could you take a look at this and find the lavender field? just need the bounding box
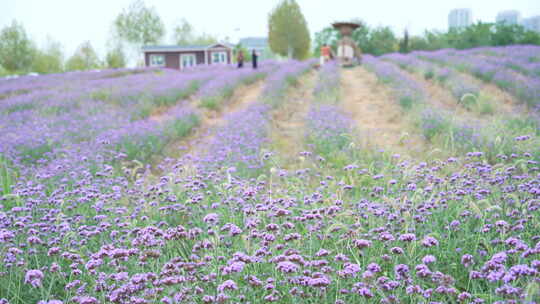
[1,46,540,304]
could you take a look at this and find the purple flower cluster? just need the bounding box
[313,60,340,101]
[261,59,316,106]
[196,103,271,173]
[382,52,480,101]
[363,54,426,109]
[198,62,276,109]
[306,105,353,155]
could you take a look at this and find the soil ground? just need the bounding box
[340,67,427,156]
[269,71,317,168]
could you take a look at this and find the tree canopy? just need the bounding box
[105,45,127,69]
[268,0,310,59]
[114,0,165,46]
[32,38,64,74]
[0,20,35,72]
[66,41,101,71]
[172,18,218,46]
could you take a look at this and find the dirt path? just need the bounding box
[269,71,317,167]
[404,67,517,119]
[405,71,478,119]
[450,70,523,114]
[340,67,426,156]
[413,57,522,115]
[163,80,265,161]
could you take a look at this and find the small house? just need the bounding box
[142,43,233,70]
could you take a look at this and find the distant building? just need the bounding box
[239,37,267,53]
[448,8,473,29]
[141,43,233,70]
[522,16,540,32]
[238,37,274,59]
[496,10,522,25]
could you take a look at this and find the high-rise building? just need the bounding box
[522,16,540,32]
[448,9,473,29]
[496,10,522,25]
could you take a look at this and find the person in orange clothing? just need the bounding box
[320,44,333,65]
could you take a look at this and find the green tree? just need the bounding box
[399,29,410,53]
[351,21,370,53]
[455,22,493,49]
[172,18,218,46]
[520,30,540,45]
[268,0,310,59]
[409,36,430,51]
[192,33,218,46]
[105,45,127,68]
[0,64,7,77]
[0,20,35,72]
[32,38,64,74]
[424,29,451,50]
[66,41,101,71]
[367,26,397,56]
[492,22,525,46]
[172,18,194,45]
[114,0,165,47]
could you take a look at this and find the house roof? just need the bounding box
[142,43,232,53]
[238,37,268,48]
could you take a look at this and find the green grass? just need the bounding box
[0,89,30,101]
[399,96,415,110]
[0,154,16,196]
[16,141,57,165]
[471,94,495,116]
[200,73,266,111]
[199,89,234,111]
[417,105,540,163]
[424,69,435,80]
[4,103,35,114]
[164,112,200,138]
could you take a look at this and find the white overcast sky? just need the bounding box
[1,0,539,57]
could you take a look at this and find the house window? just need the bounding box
[149,54,165,67]
[180,54,196,69]
[211,51,227,64]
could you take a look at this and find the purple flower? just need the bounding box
[354,239,372,249]
[461,254,475,267]
[458,292,472,302]
[276,261,299,273]
[394,264,410,280]
[391,247,404,254]
[203,213,219,224]
[367,263,382,273]
[217,280,238,292]
[223,261,245,275]
[308,275,331,287]
[24,269,44,288]
[422,255,436,264]
[398,233,417,242]
[357,287,374,298]
[415,264,432,278]
[421,236,439,247]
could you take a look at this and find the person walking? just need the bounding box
[320,43,332,65]
[237,50,244,68]
[251,49,258,69]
